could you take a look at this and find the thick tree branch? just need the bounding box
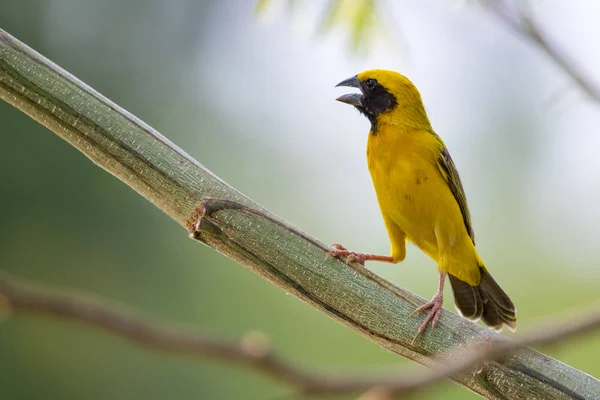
[1,27,599,399]
[2,272,600,399]
[487,0,600,103]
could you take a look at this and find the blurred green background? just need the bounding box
[1,1,600,399]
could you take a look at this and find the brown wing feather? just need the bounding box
[436,147,475,244]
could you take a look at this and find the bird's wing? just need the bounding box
[436,147,475,244]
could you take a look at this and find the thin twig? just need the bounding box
[1,272,599,398]
[486,0,600,103]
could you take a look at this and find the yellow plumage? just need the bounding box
[332,69,516,336]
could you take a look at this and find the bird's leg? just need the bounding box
[410,271,446,344]
[326,243,396,265]
[189,200,397,265]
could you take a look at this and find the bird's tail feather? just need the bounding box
[448,267,517,331]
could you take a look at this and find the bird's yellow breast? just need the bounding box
[367,124,480,283]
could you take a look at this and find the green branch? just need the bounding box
[1,28,598,399]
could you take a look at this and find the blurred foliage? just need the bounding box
[255,0,381,52]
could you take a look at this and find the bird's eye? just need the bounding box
[365,79,376,90]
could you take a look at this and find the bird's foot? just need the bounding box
[326,244,395,265]
[410,292,444,344]
[326,244,367,265]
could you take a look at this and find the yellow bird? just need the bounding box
[331,70,517,338]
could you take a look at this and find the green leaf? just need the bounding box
[254,0,272,15]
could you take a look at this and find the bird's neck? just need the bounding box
[373,103,432,134]
[367,117,440,157]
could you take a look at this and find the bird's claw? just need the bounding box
[325,244,367,265]
[410,293,444,344]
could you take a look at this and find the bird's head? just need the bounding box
[336,69,431,133]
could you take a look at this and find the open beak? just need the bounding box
[335,76,363,107]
